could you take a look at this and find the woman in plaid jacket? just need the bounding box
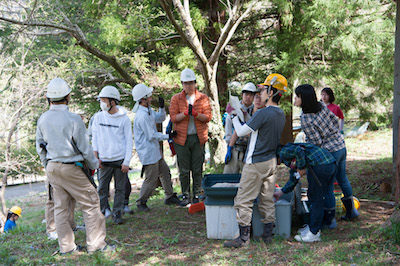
[294,84,359,225]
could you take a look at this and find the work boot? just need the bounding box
[261,223,274,244]
[179,196,190,207]
[223,225,251,248]
[321,208,337,230]
[341,196,359,221]
[165,193,181,205]
[113,211,124,224]
[137,201,150,212]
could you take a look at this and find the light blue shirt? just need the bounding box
[134,105,169,165]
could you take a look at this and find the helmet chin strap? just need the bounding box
[265,76,280,103]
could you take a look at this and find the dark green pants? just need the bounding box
[174,134,205,198]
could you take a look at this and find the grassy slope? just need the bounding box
[1,129,398,265]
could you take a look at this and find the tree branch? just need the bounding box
[0,15,136,86]
[209,0,255,66]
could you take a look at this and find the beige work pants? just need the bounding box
[136,158,174,204]
[45,178,76,234]
[234,158,277,226]
[223,149,245,174]
[47,162,106,253]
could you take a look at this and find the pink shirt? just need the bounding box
[327,103,344,119]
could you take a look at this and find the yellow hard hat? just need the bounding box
[342,196,360,212]
[9,206,22,217]
[260,73,288,92]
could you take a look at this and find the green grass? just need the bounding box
[1,129,398,264]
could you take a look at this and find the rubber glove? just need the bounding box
[225,146,233,164]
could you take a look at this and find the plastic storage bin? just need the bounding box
[252,191,294,239]
[202,174,241,239]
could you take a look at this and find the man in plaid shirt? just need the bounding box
[274,143,337,242]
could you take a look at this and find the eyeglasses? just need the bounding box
[182,81,195,86]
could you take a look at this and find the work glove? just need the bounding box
[159,97,165,108]
[169,131,178,138]
[225,146,233,164]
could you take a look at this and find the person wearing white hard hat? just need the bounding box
[169,68,212,207]
[223,82,258,174]
[132,84,181,211]
[36,78,113,254]
[91,85,133,224]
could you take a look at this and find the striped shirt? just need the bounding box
[300,103,345,152]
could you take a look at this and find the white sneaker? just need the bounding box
[294,227,321,242]
[47,231,58,240]
[123,205,134,214]
[297,224,310,236]
[104,208,112,218]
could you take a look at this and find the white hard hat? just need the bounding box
[132,84,153,101]
[98,86,121,101]
[46,78,72,100]
[242,82,258,93]
[180,68,196,82]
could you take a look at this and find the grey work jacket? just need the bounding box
[36,104,99,170]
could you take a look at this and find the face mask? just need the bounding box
[100,101,110,112]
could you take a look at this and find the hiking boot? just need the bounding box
[165,193,181,205]
[137,202,150,212]
[341,196,360,221]
[60,245,84,255]
[47,231,58,240]
[294,227,321,242]
[103,208,112,218]
[123,205,134,215]
[180,196,190,207]
[223,225,251,248]
[113,211,124,224]
[88,244,116,254]
[261,223,274,244]
[192,196,200,204]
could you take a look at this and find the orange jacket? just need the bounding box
[170,90,212,146]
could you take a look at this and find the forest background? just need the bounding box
[0,0,396,223]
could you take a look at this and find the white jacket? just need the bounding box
[91,106,133,166]
[134,105,168,165]
[36,105,99,170]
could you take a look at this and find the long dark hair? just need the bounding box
[295,84,321,114]
[321,87,335,103]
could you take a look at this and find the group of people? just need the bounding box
[3,67,357,253]
[34,68,211,254]
[222,76,359,248]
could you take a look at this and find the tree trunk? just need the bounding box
[281,113,293,145]
[393,1,400,205]
[200,62,226,166]
[0,110,20,223]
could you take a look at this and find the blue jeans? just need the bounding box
[307,163,336,234]
[323,147,353,209]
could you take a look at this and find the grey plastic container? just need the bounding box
[252,190,294,239]
[202,174,241,206]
